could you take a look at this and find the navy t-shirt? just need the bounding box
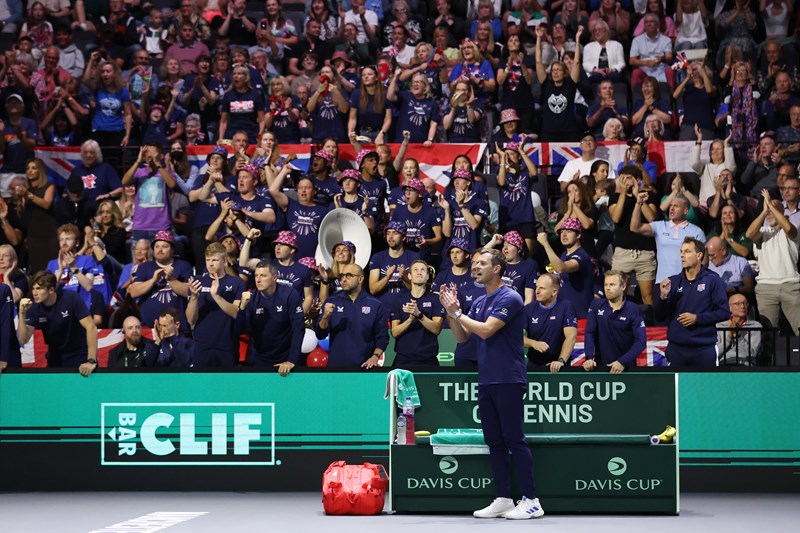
[359,177,389,210]
[268,94,302,143]
[390,289,445,366]
[283,198,330,260]
[349,89,390,135]
[25,291,89,367]
[498,56,536,111]
[446,104,482,143]
[1,118,39,173]
[69,162,122,202]
[312,176,341,206]
[541,77,579,136]
[499,168,534,227]
[444,194,487,252]
[276,261,312,296]
[390,204,442,252]
[133,259,194,327]
[468,285,527,385]
[524,299,579,366]
[392,91,441,143]
[192,272,246,356]
[222,87,265,144]
[310,93,348,143]
[558,247,595,319]
[501,258,539,300]
[368,248,420,300]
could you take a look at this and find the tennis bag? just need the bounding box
[322,461,389,515]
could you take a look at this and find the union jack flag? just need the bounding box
[568,322,669,367]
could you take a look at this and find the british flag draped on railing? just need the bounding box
[567,321,669,368]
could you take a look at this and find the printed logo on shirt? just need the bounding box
[497,308,508,316]
[295,306,302,313]
[549,315,556,320]
[422,302,431,308]
[61,310,69,318]
[276,306,283,312]
[362,306,371,314]
[224,285,233,292]
[465,295,473,302]
[256,308,265,315]
[337,306,344,312]
[39,317,48,323]
[531,317,539,324]
[547,92,568,114]
[697,283,706,292]
[639,321,646,328]
[597,309,605,316]
[82,174,98,189]
[677,287,683,293]
[230,100,255,113]
[620,316,627,321]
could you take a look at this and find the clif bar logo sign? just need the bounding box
[101,403,275,466]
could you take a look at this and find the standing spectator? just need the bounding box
[165,21,210,75]
[537,218,595,318]
[168,0,211,42]
[186,242,246,367]
[389,178,443,259]
[265,76,302,144]
[654,237,730,366]
[368,221,420,301]
[715,0,758,70]
[708,204,753,258]
[390,259,445,367]
[496,34,535,132]
[523,272,578,372]
[438,168,487,254]
[68,140,122,204]
[18,271,98,375]
[497,139,538,254]
[762,72,800,132]
[348,65,392,144]
[484,231,538,305]
[582,270,647,373]
[692,127,737,205]
[558,133,616,192]
[238,260,305,373]
[308,0,340,42]
[315,263,388,367]
[588,0,631,42]
[52,25,84,79]
[47,223,105,311]
[19,1,53,53]
[83,56,132,147]
[218,64,265,144]
[716,294,762,365]
[673,61,716,140]
[340,0,378,45]
[535,24,585,141]
[674,0,709,51]
[725,61,761,161]
[263,0,299,57]
[444,80,482,142]
[97,0,141,66]
[217,0,257,46]
[308,64,350,143]
[23,158,58,273]
[121,145,178,240]
[745,190,800,333]
[332,169,379,231]
[387,71,440,145]
[555,180,599,254]
[705,236,756,299]
[268,174,330,261]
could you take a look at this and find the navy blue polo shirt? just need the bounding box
[390,289,445,366]
[25,291,89,368]
[558,247,595,319]
[191,272,246,365]
[468,285,527,385]
[242,284,305,366]
[584,299,647,367]
[315,290,389,367]
[524,298,578,366]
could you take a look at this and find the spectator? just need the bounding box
[586,80,629,139]
[124,50,159,112]
[238,260,304,373]
[54,174,96,229]
[186,242,246,367]
[444,80,482,142]
[316,263,388,368]
[654,237,730,366]
[706,236,756,299]
[340,0,378,45]
[602,117,625,141]
[19,1,53,53]
[618,137,658,182]
[707,167,748,221]
[169,0,211,42]
[368,221,420,301]
[47,222,108,308]
[779,175,800,229]
[776,104,800,164]
[473,20,502,72]
[308,64,350,143]
[218,64,265,144]
[674,0,709,51]
[692,127,737,205]
[308,0,340,42]
[610,167,659,306]
[268,173,330,260]
[127,230,192,330]
[335,23,371,66]
[630,13,674,93]
[0,94,38,190]
[332,169,378,231]
[558,133,616,192]
[348,65,392,144]
[68,140,122,204]
[715,0,758,71]
[387,70,440,145]
[741,133,782,195]
[288,21,330,77]
[484,231,537,305]
[725,61,761,160]
[18,159,56,273]
[145,307,194,367]
[761,72,800,131]
[0,270,20,371]
[537,218,595,318]
[746,190,800,333]
[425,0,466,44]
[523,271,578,372]
[390,259,445,367]
[107,316,151,368]
[583,270,647,373]
[673,61,716,140]
[265,76,302,144]
[139,7,168,60]
[469,0,502,41]
[383,0,422,46]
[355,147,390,218]
[166,21,210,76]
[761,0,793,40]
[121,145,177,239]
[588,0,630,42]
[583,20,625,85]
[496,34,535,131]
[83,56,132,147]
[660,173,701,226]
[631,75,671,139]
[0,242,26,304]
[97,0,141,65]
[438,168,487,254]
[217,0,257,46]
[716,293,762,365]
[0,0,23,35]
[757,40,798,96]
[497,139,538,254]
[18,270,98,375]
[708,204,753,258]
[389,177,442,259]
[535,24,584,142]
[87,199,128,269]
[633,0,677,41]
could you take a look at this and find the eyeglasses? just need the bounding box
[730,301,748,307]
[338,272,359,280]
[395,8,408,13]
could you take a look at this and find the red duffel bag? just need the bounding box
[322,461,389,515]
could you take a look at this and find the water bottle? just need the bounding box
[402,397,415,445]
[395,413,407,445]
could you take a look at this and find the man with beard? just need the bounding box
[582,270,647,374]
[107,316,152,368]
[128,230,193,330]
[356,148,390,224]
[47,223,109,310]
[368,221,420,303]
[439,249,544,520]
[269,173,331,260]
[238,261,304,375]
[389,178,443,260]
[524,272,578,373]
[307,149,340,206]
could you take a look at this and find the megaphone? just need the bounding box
[315,208,372,269]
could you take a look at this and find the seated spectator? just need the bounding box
[308,0,341,43]
[588,0,631,42]
[18,270,98,375]
[96,0,140,66]
[674,0,709,51]
[108,316,152,368]
[586,80,629,139]
[602,117,625,141]
[745,190,800,333]
[706,236,756,300]
[629,14,674,91]
[116,238,152,299]
[707,204,754,258]
[470,0,502,41]
[288,23,330,79]
[741,133,782,195]
[692,127,737,205]
[757,40,799,96]
[0,244,27,303]
[19,1,54,54]
[643,114,666,141]
[716,293,761,366]
[673,61,717,140]
[425,0,467,44]
[761,72,800,131]
[631,75,671,139]
[145,307,194,367]
[340,0,379,46]
[631,193,706,284]
[553,0,589,42]
[776,104,800,164]
[780,174,800,230]
[632,0,677,41]
[707,168,750,223]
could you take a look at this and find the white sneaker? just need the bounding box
[473,497,515,518]
[505,497,544,520]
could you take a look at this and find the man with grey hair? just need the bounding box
[238,260,304,375]
[66,140,122,203]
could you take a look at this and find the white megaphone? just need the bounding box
[315,208,373,269]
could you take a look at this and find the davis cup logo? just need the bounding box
[608,457,627,476]
[439,456,458,475]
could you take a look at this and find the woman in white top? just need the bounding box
[675,0,709,51]
[582,20,626,83]
[760,0,793,40]
[691,125,737,206]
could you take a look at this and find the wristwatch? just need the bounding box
[452,310,463,320]
[86,359,98,365]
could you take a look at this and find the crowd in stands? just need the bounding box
[1,0,800,373]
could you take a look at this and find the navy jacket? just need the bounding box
[315,290,389,367]
[654,268,730,347]
[584,299,647,367]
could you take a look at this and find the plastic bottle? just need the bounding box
[395,413,407,445]
[402,398,415,445]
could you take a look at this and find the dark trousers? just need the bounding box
[666,343,717,367]
[478,383,536,499]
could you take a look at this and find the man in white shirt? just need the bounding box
[342,0,378,44]
[629,13,673,88]
[557,132,617,192]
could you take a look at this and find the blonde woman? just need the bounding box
[83,55,132,147]
[219,64,265,143]
[387,72,440,145]
[23,158,58,273]
[264,75,302,144]
[444,80,481,142]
